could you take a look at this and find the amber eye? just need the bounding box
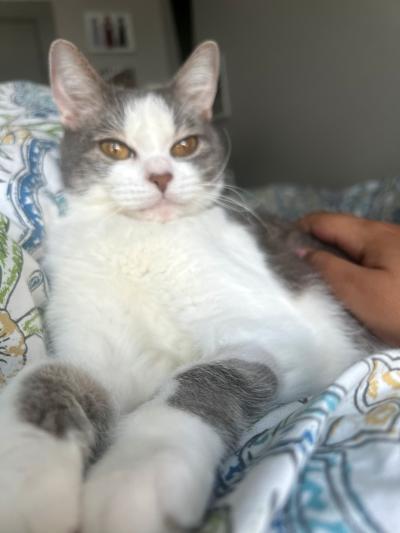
[99,140,131,160]
[170,136,199,158]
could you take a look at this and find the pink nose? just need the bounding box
[148,172,173,193]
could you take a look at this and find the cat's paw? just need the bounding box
[0,423,83,533]
[82,449,215,533]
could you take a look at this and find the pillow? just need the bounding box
[0,81,65,259]
[0,81,63,385]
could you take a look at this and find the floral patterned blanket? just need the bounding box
[1,81,399,533]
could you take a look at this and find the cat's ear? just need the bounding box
[172,41,220,120]
[49,39,106,129]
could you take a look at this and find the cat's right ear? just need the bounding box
[49,39,106,129]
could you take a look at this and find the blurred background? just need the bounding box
[1,0,400,189]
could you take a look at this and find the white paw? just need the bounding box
[0,423,83,533]
[83,449,215,533]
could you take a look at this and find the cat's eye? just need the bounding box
[99,140,132,160]
[170,136,199,158]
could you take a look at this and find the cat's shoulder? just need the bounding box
[225,206,323,290]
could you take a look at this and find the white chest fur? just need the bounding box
[45,199,362,409]
[46,204,274,352]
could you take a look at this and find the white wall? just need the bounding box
[51,0,179,85]
[194,0,400,188]
[2,0,180,86]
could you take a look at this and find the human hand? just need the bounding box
[298,212,400,347]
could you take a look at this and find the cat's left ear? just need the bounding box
[172,41,220,120]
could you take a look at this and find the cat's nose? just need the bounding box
[148,172,173,193]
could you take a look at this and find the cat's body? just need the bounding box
[0,40,381,533]
[45,190,367,410]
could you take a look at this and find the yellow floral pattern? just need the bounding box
[0,309,26,358]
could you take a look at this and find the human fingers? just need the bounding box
[299,213,400,268]
[301,247,400,344]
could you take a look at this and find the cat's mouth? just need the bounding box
[117,187,213,223]
[128,197,184,223]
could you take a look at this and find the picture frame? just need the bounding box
[84,12,135,54]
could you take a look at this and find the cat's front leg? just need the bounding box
[0,361,115,533]
[83,355,277,533]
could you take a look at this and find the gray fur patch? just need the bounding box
[156,85,228,182]
[60,85,129,192]
[18,363,115,461]
[228,208,332,292]
[168,359,278,450]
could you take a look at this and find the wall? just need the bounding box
[51,0,179,85]
[2,0,180,86]
[193,0,400,188]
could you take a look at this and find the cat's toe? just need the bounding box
[82,449,214,533]
[0,425,83,533]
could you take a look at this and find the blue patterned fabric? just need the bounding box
[0,82,61,383]
[204,351,400,533]
[1,82,400,533]
[246,177,400,223]
[0,82,64,258]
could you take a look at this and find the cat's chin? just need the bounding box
[125,198,186,223]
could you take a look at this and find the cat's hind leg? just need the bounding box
[82,354,277,533]
[0,361,115,533]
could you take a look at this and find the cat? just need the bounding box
[0,39,381,533]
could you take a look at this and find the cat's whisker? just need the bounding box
[199,183,272,233]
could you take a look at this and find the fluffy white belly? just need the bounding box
[45,207,280,403]
[45,205,360,408]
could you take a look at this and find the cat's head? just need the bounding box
[49,39,227,222]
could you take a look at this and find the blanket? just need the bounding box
[1,81,399,533]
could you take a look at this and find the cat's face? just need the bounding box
[49,40,227,222]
